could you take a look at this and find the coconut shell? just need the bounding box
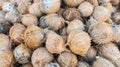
[13,43,31,64]
[9,23,26,43]
[32,47,54,67]
[99,43,120,62]
[78,1,94,17]
[22,63,33,67]
[57,51,78,67]
[24,25,44,48]
[88,0,98,6]
[0,50,14,67]
[77,61,90,67]
[89,22,114,44]
[44,62,60,67]
[39,13,65,31]
[112,12,120,24]
[67,30,91,56]
[39,0,61,14]
[92,6,109,22]
[29,3,42,17]
[46,31,65,54]
[63,8,82,21]
[67,19,85,34]
[22,14,38,26]
[64,0,84,7]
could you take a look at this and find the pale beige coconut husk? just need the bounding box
[57,51,78,67]
[22,14,38,26]
[0,50,14,67]
[24,25,44,48]
[88,0,98,6]
[46,31,66,54]
[67,30,91,56]
[39,0,61,14]
[99,43,120,62]
[29,3,42,17]
[89,22,114,44]
[32,47,54,67]
[63,8,82,21]
[39,13,65,31]
[13,43,31,64]
[78,1,94,17]
[92,56,115,67]
[64,0,84,7]
[92,6,109,22]
[67,19,85,34]
[77,61,90,67]
[9,23,26,43]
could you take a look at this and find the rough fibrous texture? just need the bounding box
[67,30,91,56]
[78,1,94,17]
[9,23,26,43]
[39,0,61,14]
[57,51,78,67]
[32,47,54,67]
[46,31,65,54]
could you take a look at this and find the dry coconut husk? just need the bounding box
[112,12,120,24]
[39,13,65,31]
[57,51,78,67]
[24,25,44,48]
[67,30,91,56]
[39,0,61,14]
[92,6,109,22]
[29,3,42,17]
[67,19,85,34]
[9,23,26,43]
[89,22,114,44]
[78,1,94,17]
[92,56,115,67]
[46,30,66,54]
[13,43,31,64]
[87,0,98,6]
[77,61,90,67]
[99,43,120,62]
[44,62,60,67]
[0,34,11,50]
[0,50,14,67]
[63,0,84,7]
[22,63,33,67]
[63,8,82,21]
[32,47,54,67]
[22,14,38,26]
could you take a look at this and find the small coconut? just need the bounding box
[13,43,31,64]
[5,11,21,24]
[63,8,82,21]
[67,30,91,56]
[24,25,44,48]
[88,0,98,6]
[22,63,33,67]
[44,62,60,67]
[0,50,14,67]
[39,13,64,31]
[110,0,119,6]
[39,0,61,14]
[45,30,66,54]
[22,14,38,26]
[0,11,6,19]
[92,56,115,67]
[29,3,42,17]
[0,34,11,50]
[18,1,31,14]
[89,22,114,44]
[32,47,54,67]
[99,43,120,62]
[63,0,84,7]
[78,1,94,17]
[92,6,109,22]
[67,19,85,34]
[77,61,90,67]
[57,51,78,67]
[112,12,120,24]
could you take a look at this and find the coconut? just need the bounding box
[77,61,90,67]
[24,25,44,48]
[112,12,120,24]
[22,14,38,26]
[46,30,66,54]
[88,0,98,6]
[39,13,65,31]
[44,62,60,67]
[57,51,78,67]
[39,0,61,14]
[63,8,82,21]
[78,1,94,17]
[32,47,54,67]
